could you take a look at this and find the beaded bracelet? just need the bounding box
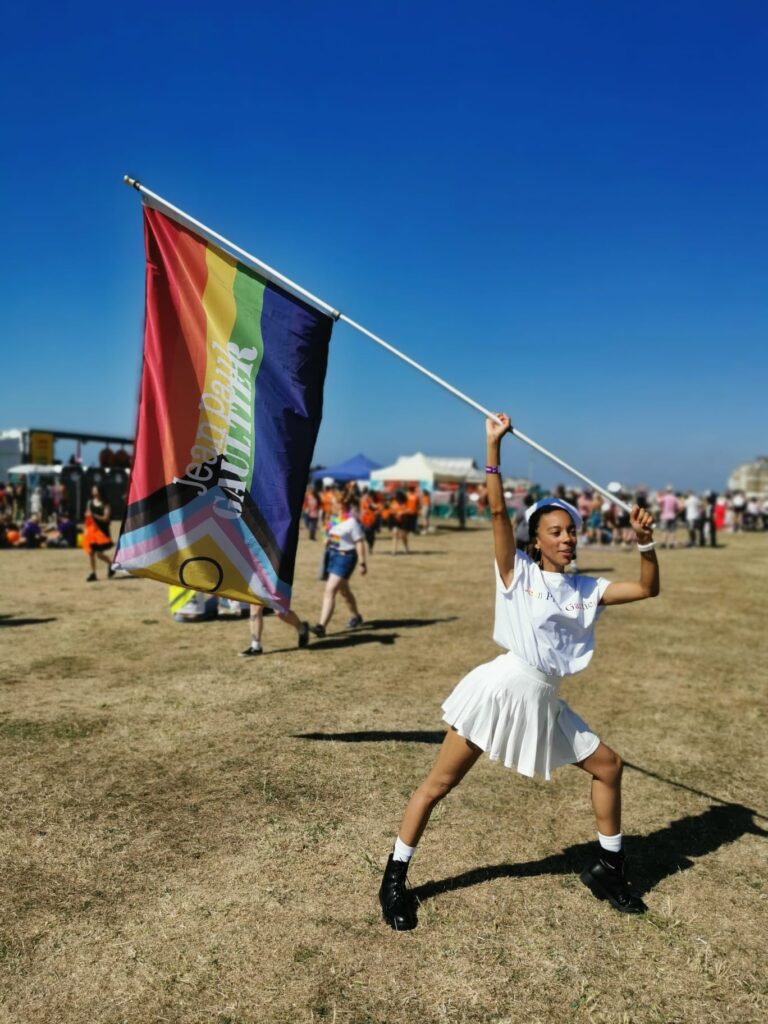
[485,465,500,475]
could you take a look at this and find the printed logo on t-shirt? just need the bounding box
[523,585,598,611]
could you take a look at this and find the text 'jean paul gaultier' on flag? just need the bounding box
[114,202,333,610]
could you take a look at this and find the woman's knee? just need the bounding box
[419,773,460,804]
[600,749,623,785]
[583,744,623,784]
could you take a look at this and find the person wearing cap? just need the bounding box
[379,413,660,930]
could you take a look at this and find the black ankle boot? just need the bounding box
[379,854,417,931]
[580,849,646,914]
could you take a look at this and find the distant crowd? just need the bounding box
[513,485,768,551]
[303,480,768,552]
[0,479,77,549]
[302,482,433,555]
[3,475,768,553]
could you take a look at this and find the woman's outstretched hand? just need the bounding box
[630,505,654,544]
[486,413,512,442]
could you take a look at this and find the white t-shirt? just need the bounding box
[493,550,611,677]
[327,515,365,552]
[685,495,701,521]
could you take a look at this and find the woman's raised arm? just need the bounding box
[486,414,515,587]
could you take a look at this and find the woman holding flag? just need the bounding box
[379,413,660,929]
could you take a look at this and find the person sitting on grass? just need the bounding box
[378,413,660,931]
[18,513,45,548]
[1,514,20,547]
[44,508,77,548]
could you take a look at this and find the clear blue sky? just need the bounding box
[2,1,766,492]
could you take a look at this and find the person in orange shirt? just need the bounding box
[405,486,420,534]
[320,486,335,527]
[359,490,381,552]
[390,490,410,555]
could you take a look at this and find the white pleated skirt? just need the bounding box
[441,650,600,780]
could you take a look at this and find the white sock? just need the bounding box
[598,831,622,853]
[251,641,262,652]
[393,836,415,863]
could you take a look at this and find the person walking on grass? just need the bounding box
[379,413,660,930]
[83,485,116,581]
[390,490,411,555]
[239,604,310,656]
[310,497,367,637]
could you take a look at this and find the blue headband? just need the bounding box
[525,497,583,529]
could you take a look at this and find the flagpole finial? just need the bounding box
[124,175,141,190]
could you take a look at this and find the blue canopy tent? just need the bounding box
[311,453,381,483]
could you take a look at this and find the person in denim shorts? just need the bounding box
[310,497,368,637]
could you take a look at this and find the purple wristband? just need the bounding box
[485,465,500,475]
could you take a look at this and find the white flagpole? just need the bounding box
[123,176,634,515]
[124,176,341,318]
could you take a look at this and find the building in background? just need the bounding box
[728,456,768,496]
[0,427,133,520]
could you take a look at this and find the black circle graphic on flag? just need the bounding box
[179,556,224,593]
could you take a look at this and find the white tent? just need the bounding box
[370,452,484,491]
[7,464,62,476]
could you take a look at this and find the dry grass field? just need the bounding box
[1,525,766,1024]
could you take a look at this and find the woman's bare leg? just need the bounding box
[398,729,483,847]
[337,579,360,618]
[318,574,343,628]
[574,742,646,912]
[575,742,623,836]
[249,606,264,644]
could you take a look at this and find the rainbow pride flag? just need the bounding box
[114,202,332,611]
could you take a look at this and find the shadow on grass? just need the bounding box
[0,615,57,627]
[309,632,399,650]
[261,633,400,655]
[377,550,449,557]
[411,802,767,903]
[358,617,457,630]
[295,729,445,743]
[260,618,456,655]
